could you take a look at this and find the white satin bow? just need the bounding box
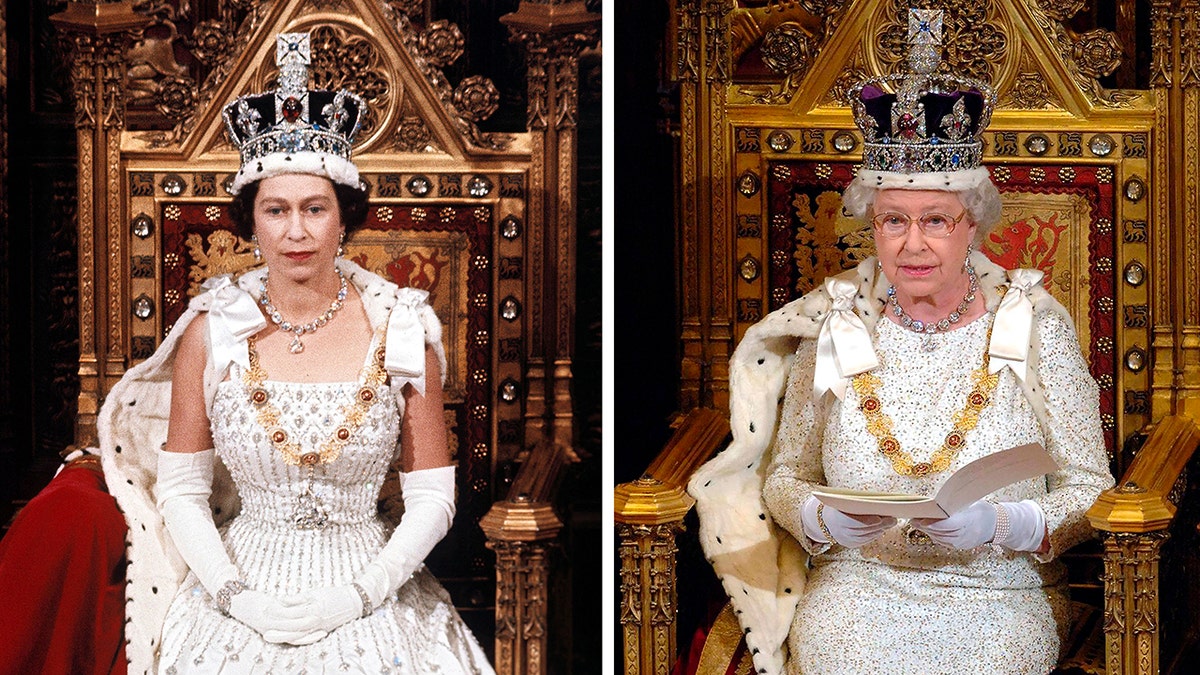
[386,287,430,394]
[813,277,880,400]
[988,268,1043,382]
[204,276,268,376]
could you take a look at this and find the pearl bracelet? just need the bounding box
[351,581,373,618]
[991,502,1011,547]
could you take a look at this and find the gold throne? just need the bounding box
[47,1,598,673]
[617,2,1200,674]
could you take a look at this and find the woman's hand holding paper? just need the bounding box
[910,500,997,549]
[912,499,1048,551]
[801,495,897,548]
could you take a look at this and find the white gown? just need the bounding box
[762,312,1112,675]
[158,335,492,674]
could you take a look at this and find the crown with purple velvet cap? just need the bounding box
[222,33,367,195]
[848,9,996,191]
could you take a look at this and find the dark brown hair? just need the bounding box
[227,177,369,241]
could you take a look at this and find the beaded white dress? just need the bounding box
[762,311,1112,675]
[158,335,492,674]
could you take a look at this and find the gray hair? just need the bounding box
[841,171,1003,245]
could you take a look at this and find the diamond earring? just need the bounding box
[252,235,262,262]
[337,231,346,258]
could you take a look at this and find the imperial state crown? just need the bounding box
[848,9,996,176]
[222,33,367,195]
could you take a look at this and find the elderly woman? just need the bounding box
[689,12,1113,675]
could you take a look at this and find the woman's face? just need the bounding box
[252,174,343,283]
[872,189,977,302]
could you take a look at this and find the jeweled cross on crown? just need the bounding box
[906,9,942,76]
[893,9,945,141]
[275,33,311,124]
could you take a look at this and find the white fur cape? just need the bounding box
[687,252,1072,675]
[97,259,445,673]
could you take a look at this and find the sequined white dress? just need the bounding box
[762,312,1112,675]
[157,339,492,674]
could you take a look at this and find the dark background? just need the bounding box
[614,0,679,485]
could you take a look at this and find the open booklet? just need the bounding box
[811,443,1058,519]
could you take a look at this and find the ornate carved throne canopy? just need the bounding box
[678,0,1156,473]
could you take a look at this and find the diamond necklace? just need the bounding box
[887,262,978,335]
[259,267,348,354]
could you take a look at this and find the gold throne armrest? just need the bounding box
[1085,415,1200,675]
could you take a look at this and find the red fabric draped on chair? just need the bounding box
[0,463,128,675]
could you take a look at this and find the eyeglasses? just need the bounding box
[870,209,968,239]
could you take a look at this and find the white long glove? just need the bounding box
[158,450,313,642]
[228,590,327,645]
[911,499,1047,551]
[352,466,456,608]
[283,585,362,640]
[157,450,238,593]
[801,495,897,548]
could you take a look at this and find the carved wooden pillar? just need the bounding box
[615,468,704,674]
[502,2,599,458]
[492,7,598,672]
[1151,0,1200,418]
[614,481,690,675]
[1087,415,1200,674]
[1099,530,1170,675]
[50,2,148,446]
[1089,479,1178,675]
[480,496,563,675]
[1179,1,1200,416]
[1149,0,1175,419]
[615,408,729,675]
[675,0,733,413]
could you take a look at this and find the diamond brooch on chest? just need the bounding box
[920,334,941,353]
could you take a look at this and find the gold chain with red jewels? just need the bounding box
[851,321,999,478]
[243,330,388,468]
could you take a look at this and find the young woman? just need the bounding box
[102,34,493,674]
[151,172,489,673]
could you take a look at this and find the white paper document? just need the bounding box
[811,443,1059,519]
